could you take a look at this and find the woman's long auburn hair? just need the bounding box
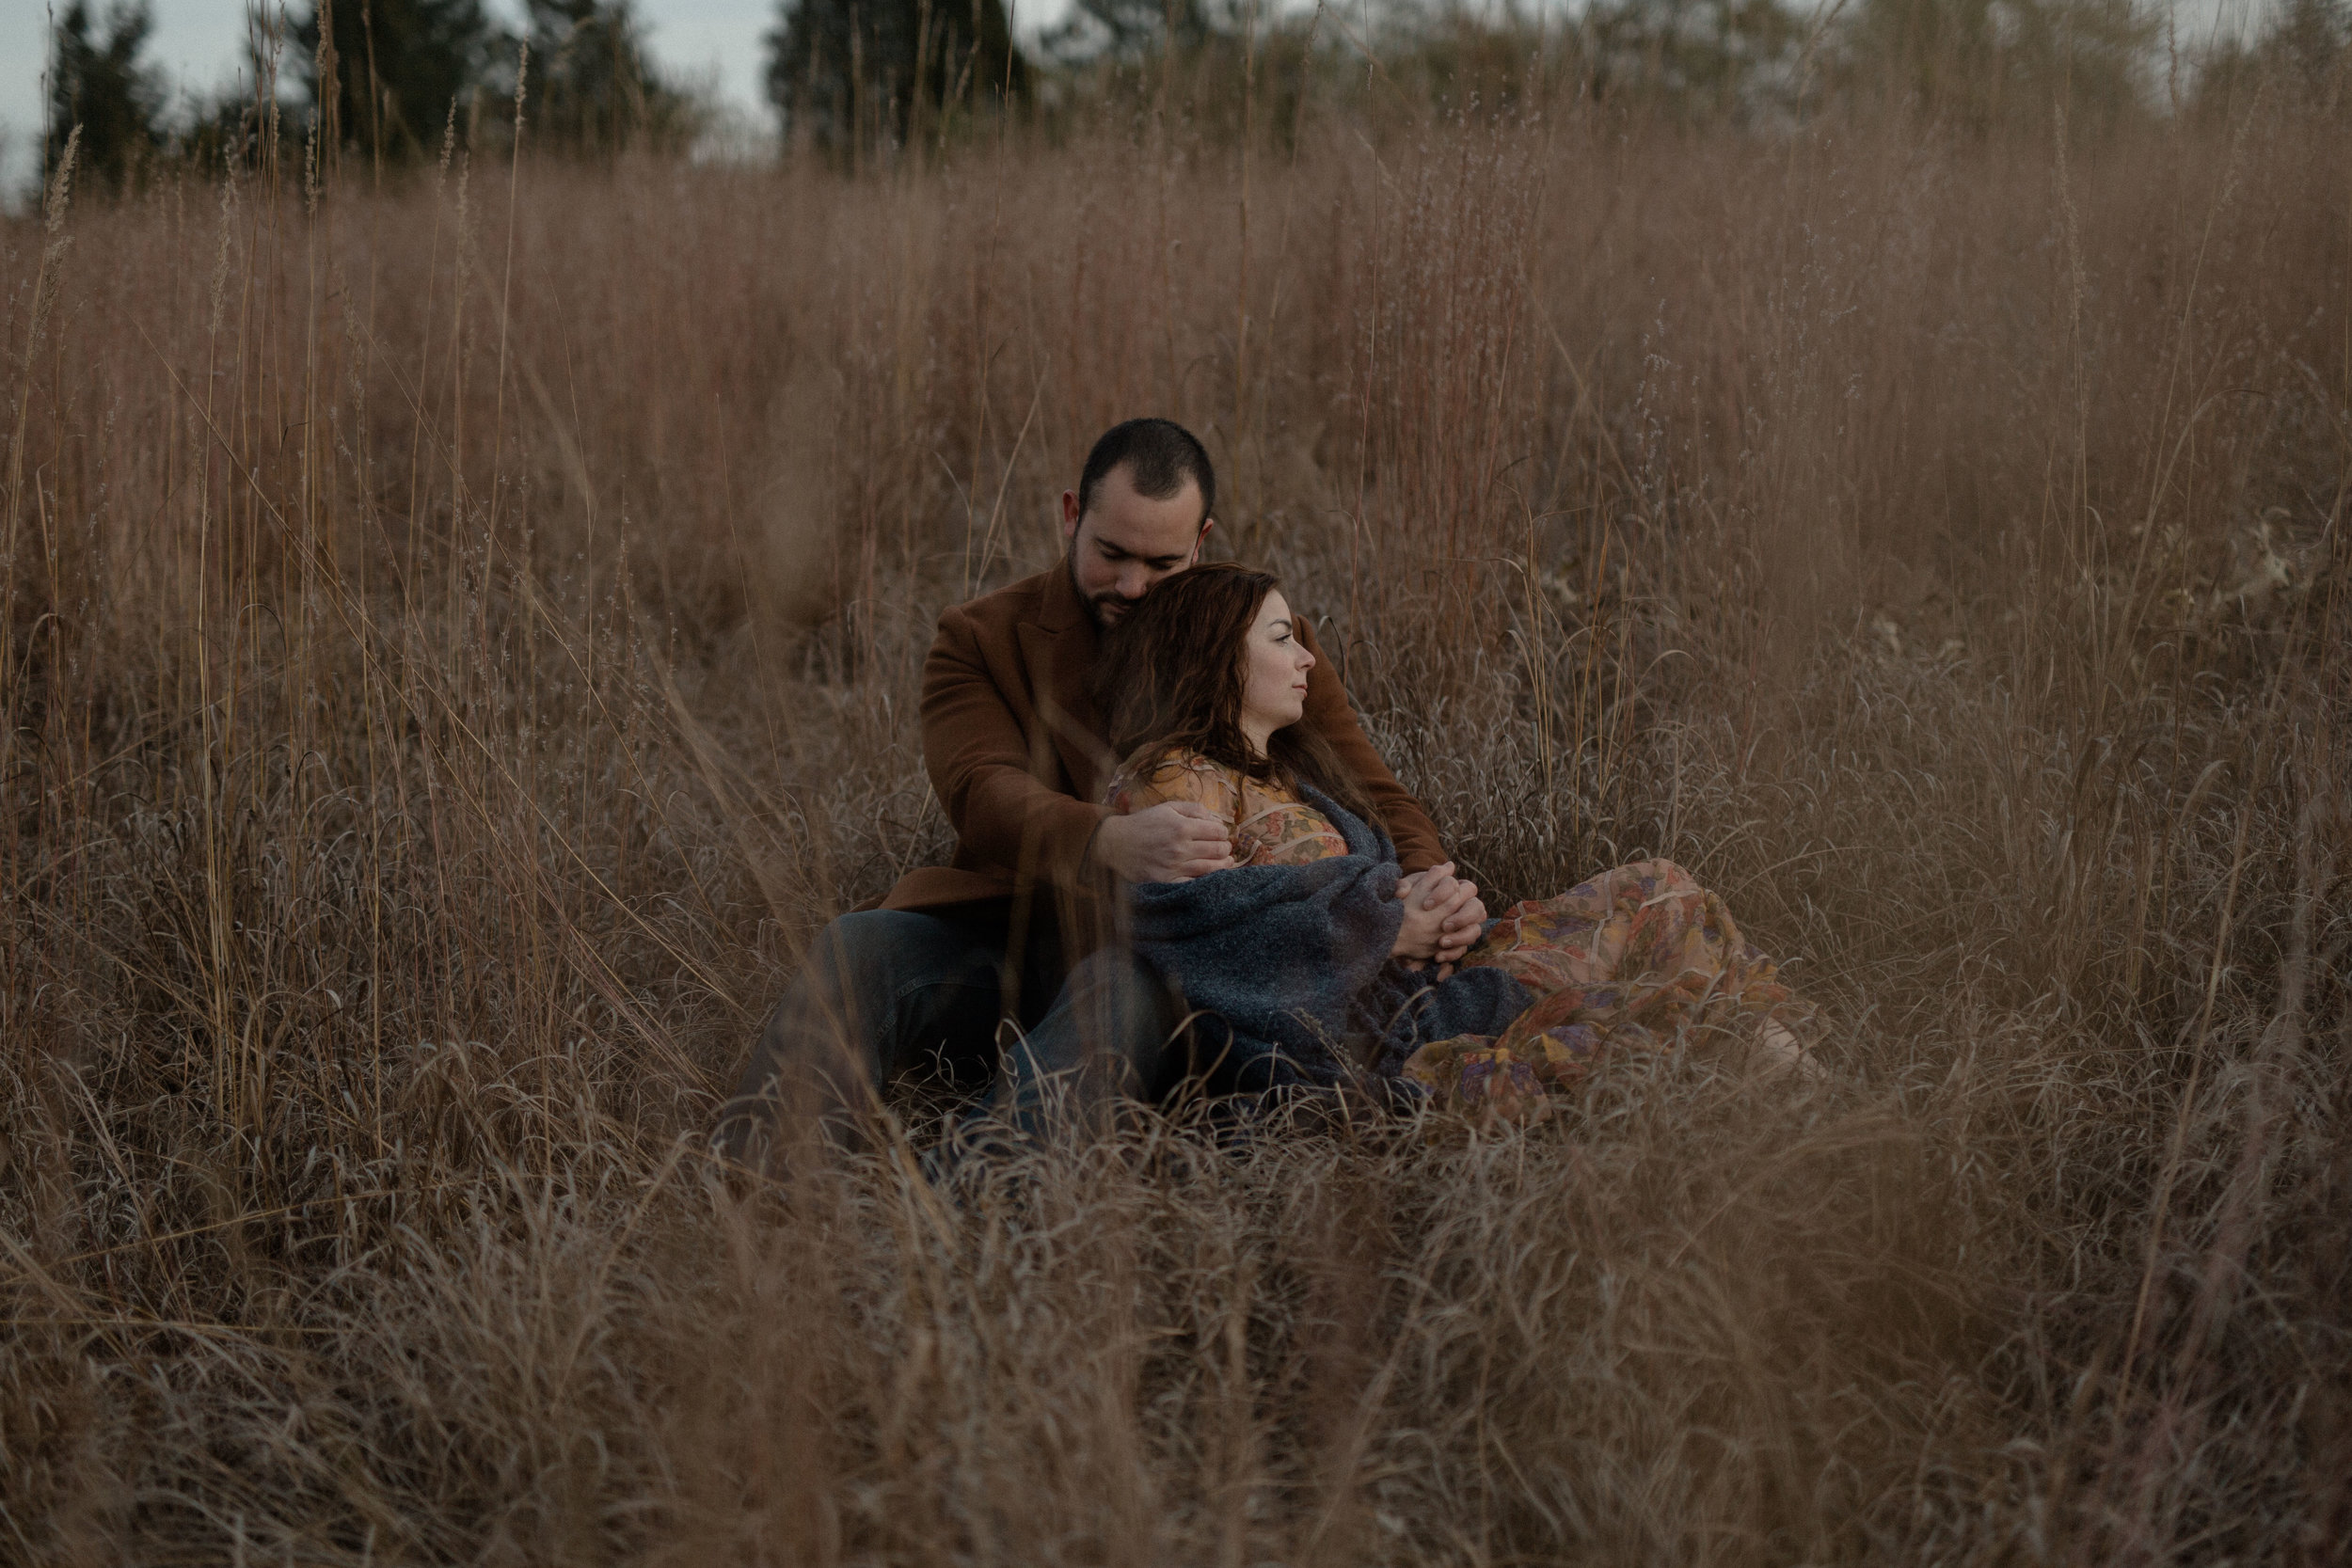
[1092,562,1379,830]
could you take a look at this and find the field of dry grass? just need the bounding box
[2,85,2346,1564]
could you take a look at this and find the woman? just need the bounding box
[1091,562,1810,1121]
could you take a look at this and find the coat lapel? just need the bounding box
[1025,562,1112,800]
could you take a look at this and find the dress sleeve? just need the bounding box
[1111,752,1241,825]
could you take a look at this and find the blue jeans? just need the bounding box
[712,900,1193,1172]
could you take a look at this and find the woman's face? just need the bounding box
[1237,591,1315,751]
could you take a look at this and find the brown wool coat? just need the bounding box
[882,561,1446,927]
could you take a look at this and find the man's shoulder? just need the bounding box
[937,566,1057,641]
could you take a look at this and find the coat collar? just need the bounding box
[1032,553,1093,636]
[1021,557,1113,796]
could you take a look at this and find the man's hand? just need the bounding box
[1396,863,1487,973]
[1090,801,1235,883]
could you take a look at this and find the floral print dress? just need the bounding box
[1106,750,1804,1119]
[1105,751,1352,867]
[1404,861,1804,1121]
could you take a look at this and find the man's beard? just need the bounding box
[1071,557,1136,631]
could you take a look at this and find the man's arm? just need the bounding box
[920,605,1109,895]
[1294,618,1447,873]
[920,605,1234,890]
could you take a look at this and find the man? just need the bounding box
[714,418,1484,1168]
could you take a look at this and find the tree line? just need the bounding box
[38,0,2352,198]
[40,0,702,196]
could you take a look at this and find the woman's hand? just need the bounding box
[1397,866,1487,967]
[1393,861,1481,971]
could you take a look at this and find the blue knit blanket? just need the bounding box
[1124,786,1534,1091]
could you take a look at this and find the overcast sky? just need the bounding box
[0,0,2278,193]
[1,0,806,187]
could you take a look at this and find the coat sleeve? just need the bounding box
[920,603,1111,894]
[1295,619,1448,874]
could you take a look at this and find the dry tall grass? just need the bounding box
[2,87,2346,1564]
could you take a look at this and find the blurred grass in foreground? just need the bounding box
[0,71,2346,1565]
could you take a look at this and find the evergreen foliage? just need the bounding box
[1041,0,1217,63]
[43,1,169,195]
[765,0,1028,152]
[293,0,500,159]
[1572,0,1810,121]
[520,0,702,154]
[1839,0,2156,131]
[283,0,699,162]
[2194,0,2348,117]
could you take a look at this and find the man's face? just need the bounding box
[1061,464,1209,630]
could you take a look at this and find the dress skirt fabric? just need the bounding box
[1106,748,1807,1117]
[1401,859,1804,1120]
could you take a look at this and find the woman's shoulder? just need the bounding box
[1136,747,1241,785]
[1107,747,1244,815]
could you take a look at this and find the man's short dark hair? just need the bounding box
[1077,419,1216,527]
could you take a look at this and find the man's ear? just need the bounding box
[1061,489,1082,544]
[1190,517,1214,564]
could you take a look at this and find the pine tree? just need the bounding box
[294,0,499,160]
[1574,0,1810,121]
[1842,0,2155,132]
[522,0,699,155]
[765,0,1027,152]
[2191,0,2348,119]
[1043,0,1215,63]
[44,0,168,195]
[2271,0,2350,100]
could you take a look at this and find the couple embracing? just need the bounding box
[716,419,1809,1173]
